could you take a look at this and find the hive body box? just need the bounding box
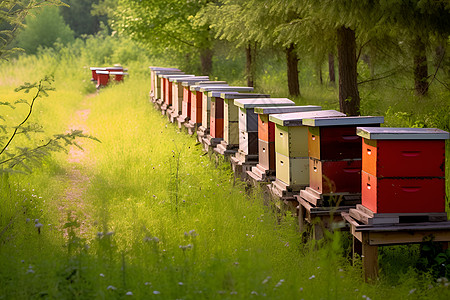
[202,87,254,140]
[187,82,229,129]
[163,75,196,119]
[222,93,270,148]
[356,127,449,214]
[149,67,180,98]
[150,68,183,102]
[90,67,106,82]
[269,110,345,192]
[301,116,384,197]
[173,76,209,124]
[233,98,296,160]
[95,70,110,88]
[246,106,322,182]
[180,79,212,122]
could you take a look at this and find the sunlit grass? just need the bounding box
[0,43,449,299]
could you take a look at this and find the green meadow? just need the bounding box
[0,37,449,299]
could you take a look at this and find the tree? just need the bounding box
[0,0,67,59]
[60,0,106,37]
[17,6,74,54]
[113,0,215,75]
[197,0,302,96]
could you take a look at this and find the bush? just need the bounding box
[16,6,74,54]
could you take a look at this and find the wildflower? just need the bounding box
[275,279,284,288]
[126,291,133,296]
[26,265,35,274]
[26,218,30,223]
[35,223,43,234]
[100,273,105,277]
[355,289,359,292]
[34,219,39,224]
[262,276,271,284]
[409,289,416,295]
[178,282,184,286]
[144,282,151,286]
[153,291,160,294]
[299,287,303,291]
[285,242,289,247]
[251,291,258,295]
[107,285,117,290]
[106,231,114,236]
[230,291,237,295]
[309,275,315,280]
[97,232,104,238]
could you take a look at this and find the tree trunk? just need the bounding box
[328,53,336,85]
[286,44,300,97]
[246,42,256,87]
[200,48,213,75]
[413,36,428,96]
[337,26,360,116]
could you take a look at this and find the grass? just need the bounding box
[0,42,449,299]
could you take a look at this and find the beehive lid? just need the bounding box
[190,83,229,91]
[302,116,384,127]
[109,71,128,75]
[96,70,109,74]
[221,92,270,100]
[90,67,107,71]
[269,110,345,126]
[357,127,450,140]
[154,70,185,76]
[196,86,253,92]
[234,98,294,109]
[163,74,196,81]
[173,76,209,83]
[254,105,322,115]
[149,66,181,71]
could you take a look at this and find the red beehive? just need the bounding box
[302,116,384,194]
[210,96,224,138]
[357,127,449,214]
[96,70,110,88]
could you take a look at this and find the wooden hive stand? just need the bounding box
[343,212,450,282]
[297,116,384,238]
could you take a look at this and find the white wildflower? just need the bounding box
[153,291,160,294]
[251,291,258,295]
[309,275,315,280]
[409,289,416,295]
[107,285,117,290]
[262,276,271,284]
[126,291,133,296]
[100,273,105,277]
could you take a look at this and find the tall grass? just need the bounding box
[0,37,449,299]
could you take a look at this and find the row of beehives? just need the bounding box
[89,66,128,89]
[148,67,450,228]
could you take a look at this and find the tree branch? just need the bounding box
[0,80,43,156]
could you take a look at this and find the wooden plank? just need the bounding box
[234,98,294,108]
[302,116,384,127]
[269,110,345,126]
[254,105,321,115]
[367,230,450,245]
[357,127,450,140]
[362,232,379,282]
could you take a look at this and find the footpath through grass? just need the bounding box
[1,71,449,299]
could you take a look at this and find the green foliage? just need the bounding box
[0,76,98,174]
[0,0,67,59]
[16,6,74,54]
[113,0,214,73]
[59,0,105,37]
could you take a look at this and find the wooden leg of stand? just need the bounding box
[352,236,362,263]
[362,233,379,282]
[298,203,306,233]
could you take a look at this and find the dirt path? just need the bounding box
[58,94,96,239]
